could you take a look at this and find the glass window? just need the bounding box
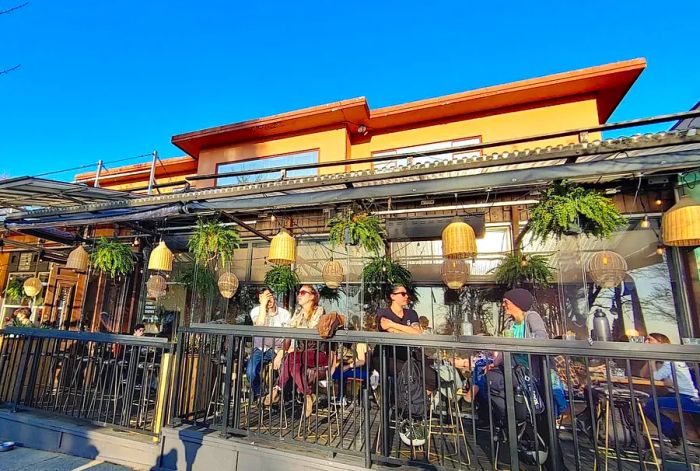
[217,150,319,186]
[373,137,481,171]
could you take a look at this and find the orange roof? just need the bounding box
[172,58,646,158]
[75,155,197,185]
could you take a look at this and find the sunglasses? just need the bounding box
[298,290,312,296]
[392,291,408,297]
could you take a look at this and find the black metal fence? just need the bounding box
[170,324,700,470]
[0,327,172,436]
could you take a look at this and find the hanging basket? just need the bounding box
[218,272,239,299]
[441,259,469,290]
[148,241,174,272]
[146,274,167,298]
[588,250,627,289]
[442,220,477,260]
[662,196,700,247]
[322,260,344,289]
[66,245,90,272]
[268,229,296,265]
[23,277,43,297]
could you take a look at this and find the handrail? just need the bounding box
[1,327,170,347]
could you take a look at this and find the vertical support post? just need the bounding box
[94,160,103,188]
[147,151,158,196]
[502,352,520,471]
[152,351,171,442]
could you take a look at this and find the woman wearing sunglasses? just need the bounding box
[264,284,327,417]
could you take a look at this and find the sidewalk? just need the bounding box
[0,446,133,471]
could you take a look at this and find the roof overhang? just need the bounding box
[172,59,646,158]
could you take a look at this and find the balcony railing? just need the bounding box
[168,324,700,470]
[0,327,172,436]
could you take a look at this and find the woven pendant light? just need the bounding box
[148,241,174,272]
[662,196,700,247]
[268,229,296,265]
[322,260,344,289]
[442,219,477,260]
[218,272,239,298]
[23,277,43,297]
[441,259,469,290]
[588,250,627,289]
[66,245,90,271]
[146,274,167,298]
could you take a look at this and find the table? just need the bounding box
[590,374,665,387]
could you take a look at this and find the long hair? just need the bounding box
[301,284,319,311]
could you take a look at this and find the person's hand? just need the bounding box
[259,291,271,307]
[484,364,496,373]
[306,369,319,383]
[272,354,283,371]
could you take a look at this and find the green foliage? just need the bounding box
[3,278,24,303]
[328,205,384,254]
[318,285,341,303]
[90,238,135,278]
[264,264,300,296]
[494,253,554,288]
[176,264,217,296]
[362,256,418,307]
[527,181,626,241]
[188,218,242,266]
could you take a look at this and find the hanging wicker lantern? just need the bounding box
[146,274,167,298]
[322,260,344,289]
[148,241,174,272]
[268,229,296,265]
[442,219,477,260]
[588,250,627,288]
[218,272,239,299]
[23,277,43,297]
[662,196,700,247]
[65,245,89,271]
[441,259,470,290]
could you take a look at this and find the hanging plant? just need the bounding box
[525,180,626,241]
[176,264,217,296]
[264,264,300,296]
[493,252,554,288]
[318,285,342,303]
[362,256,418,304]
[188,218,242,266]
[328,204,384,254]
[3,278,25,303]
[90,238,135,278]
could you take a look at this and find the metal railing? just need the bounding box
[0,327,172,436]
[169,324,700,470]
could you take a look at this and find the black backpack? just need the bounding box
[513,364,545,416]
[396,355,427,419]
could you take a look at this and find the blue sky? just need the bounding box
[1,1,698,180]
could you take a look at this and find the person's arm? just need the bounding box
[380,317,421,334]
[526,312,549,339]
[653,361,671,382]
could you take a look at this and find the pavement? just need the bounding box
[0,446,133,471]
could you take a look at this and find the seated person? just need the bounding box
[642,332,700,446]
[264,285,326,417]
[418,316,432,334]
[329,331,368,407]
[246,288,291,399]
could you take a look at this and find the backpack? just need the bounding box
[396,355,427,419]
[317,312,346,339]
[513,364,545,416]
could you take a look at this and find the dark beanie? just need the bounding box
[503,288,533,312]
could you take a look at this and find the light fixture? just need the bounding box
[218,272,239,298]
[66,245,90,272]
[640,216,650,229]
[268,229,296,265]
[146,274,167,298]
[271,214,276,223]
[357,125,368,136]
[23,277,42,297]
[441,218,477,260]
[322,260,344,289]
[520,256,529,268]
[656,245,666,256]
[148,241,173,272]
[655,195,663,206]
[441,259,469,290]
[588,250,627,288]
[661,196,700,246]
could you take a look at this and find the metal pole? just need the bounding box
[147,151,158,196]
[94,160,103,188]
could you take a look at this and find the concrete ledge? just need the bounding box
[0,409,160,470]
[159,425,369,471]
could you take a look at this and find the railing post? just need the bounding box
[502,352,520,471]
[220,334,235,438]
[169,332,185,426]
[152,350,171,442]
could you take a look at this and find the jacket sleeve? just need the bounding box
[526,312,549,339]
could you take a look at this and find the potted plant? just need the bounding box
[493,252,554,288]
[328,204,384,254]
[188,218,242,266]
[264,264,300,297]
[90,238,135,277]
[524,180,626,242]
[3,278,25,303]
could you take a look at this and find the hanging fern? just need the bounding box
[526,180,626,241]
[318,285,342,303]
[90,238,135,278]
[264,265,300,296]
[328,205,385,254]
[3,278,25,303]
[493,253,554,288]
[176,264,217,296]
[188,218,242,266]
[362,256,418,304]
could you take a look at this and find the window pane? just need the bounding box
[374,138,481,171]
[217,150,318,186]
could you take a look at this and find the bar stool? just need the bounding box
[427,388,471,467]
[593,387,659,471]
